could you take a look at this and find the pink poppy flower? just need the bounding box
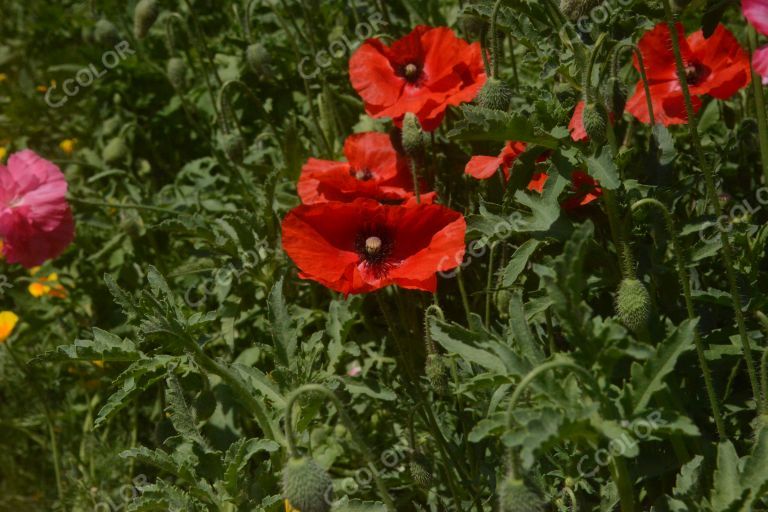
[0,150,75,268]
[744,0,768,83]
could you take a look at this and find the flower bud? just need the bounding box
[495,288,512,319]
[477,77,512,111]
[408,454,433,489]
[559,0,603,21]
[615,278,651,331]
[282,456,333,512]
[246,43,271,75]
[425,354,448,395]
[498,474,545,512]
[94,18,119,46]
[401,113,424,156]
[102,136,128,164]
[133,0,159,39]
[166,57,187,90]
[219,132,245,164]
[603,77,627,116]
[583,101,608,143]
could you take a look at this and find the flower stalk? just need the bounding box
[661,0,762,415]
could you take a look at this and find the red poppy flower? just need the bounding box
[349,26,486,132]
[626,23,750,125]
[281,199,466,295]
[465,141,550,193]
[525,171,602,210]
[298,132,433,205]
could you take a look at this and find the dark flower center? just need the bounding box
[399,62,423,84]
[355,227,394,278]
[351,168,374,181]
[683,62,709,86]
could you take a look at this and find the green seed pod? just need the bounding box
[220,132,245,164]
[94,18,119,46]
[425,354,448,395]
[559,0,603,21]
[282,456,333,512]
[166,57,187,90]
[401,113,424,156]
[477,77,512,111]
[246,43,271,75]
[495,288,512,319]
[615,278,651,331]
[583,101,608,143]
[603,77,627,116]
[102,136,128,164]
[133,0,159,39]
[498,475,546,512]
[408,454,433,489]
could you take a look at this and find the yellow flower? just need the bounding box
[284,500,299,512]
[36,79,56,93]
[0,147,6,162]
[0,311,19,343]
[0,73,7,83]
[59,139,77,156]
[28,272,67,299]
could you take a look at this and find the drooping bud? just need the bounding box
[602,77,627,116]
[408,454,433,489]
[167,57,187,90]
[425,354,449,395]
[401,113,424,156]
[559,0,603,21]
[133,0,159,39]
[219,132,245,164]
[281,456,333,512]
[477,77,512,111]
[94,18,119,46]
[498,474,546,512]
[102,136,128,164]
[615,278,651,331]
[246,43,271,75]
[583,101,608,143]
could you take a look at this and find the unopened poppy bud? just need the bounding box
[615,278,651,331]
[246,43,271,74]
[133,0,159,39]
[583,101,608,143]
[401,113,424,156]
[167,57,186,90]
[282,456,333,512]
[220,132,245,164]
[102,136,128,164]
[498,474,546,512]
[408,454,433,489]
[603,77,627,116]
[94,18,119,46]
[477,77,512,111]
[425,354,448,395]
[559,0,602,21]
[495,289,512,318]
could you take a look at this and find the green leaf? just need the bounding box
[268,277,297,366]
[501,239,540,287]
[165,373,207,448]
[222,438,280,496]
[41,328,140,362]
[710,441,742,511]
[586,147,620,190]
[629,319,697,414]
[430,319,507,373]
[447,105,560,148]
[507,291,545,364]
[513,172,568,232]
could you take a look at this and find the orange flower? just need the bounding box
[0,311,19,343]
[28,272,68,299]
[59,139,77,156]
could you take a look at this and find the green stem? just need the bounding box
[632,198,727,439]
[490,0,504,77]
[410,159,422,204]
[284,384,396,512]
[485,244,496,329]
[661,0,762,414]
[615,43,656,127]
[5,339,64,503]
[748,27,768,184]
[755,311,768,413]
[583,33,607,104]
[610,456,636,512]
[456,269,473,325]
